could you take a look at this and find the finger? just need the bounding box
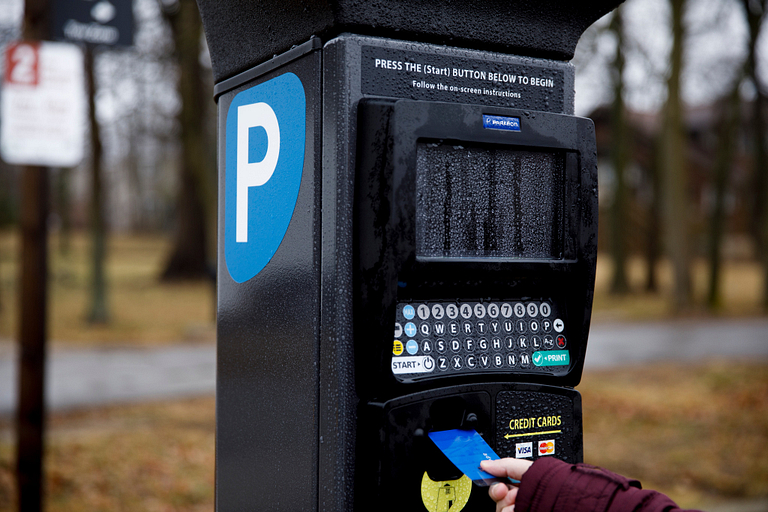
[495,487,518,512]
[481,458,533,481]
[488,483,518,507]
[489,482,508,502]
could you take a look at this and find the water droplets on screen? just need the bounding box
[416,142,565,259]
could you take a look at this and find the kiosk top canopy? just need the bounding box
[197,0,623,83]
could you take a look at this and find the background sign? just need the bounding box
[53,0,134,47]
[1,41,86,167]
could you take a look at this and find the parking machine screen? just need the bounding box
[415,142,565,260]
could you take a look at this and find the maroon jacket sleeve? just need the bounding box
[514,458,701,512]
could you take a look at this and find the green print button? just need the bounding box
[532,350,569,367]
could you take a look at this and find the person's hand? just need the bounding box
[480,458,533,512]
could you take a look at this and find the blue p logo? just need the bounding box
[224,73,306,283]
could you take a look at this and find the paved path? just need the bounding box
[0,343,215,415]
[1,318,767,414]
[585,317,768,369]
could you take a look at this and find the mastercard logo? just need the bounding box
[538,440,555,455]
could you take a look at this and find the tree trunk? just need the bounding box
[741,0,768,310]
[609,7,630,295]
[743,1,768,259]
[645,141,662,292]
[661,0,692,311]
[160,0,211,281]
[85,47,109,324]
[707,82,741,310]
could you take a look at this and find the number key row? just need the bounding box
[402,301,552,321]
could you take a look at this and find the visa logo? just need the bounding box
[515,442,533,458]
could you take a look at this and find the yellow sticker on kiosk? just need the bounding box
[420,472,471,512]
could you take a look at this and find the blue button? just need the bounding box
[404,322,417,337]
[406,339,418,355]
[403,305,415,320]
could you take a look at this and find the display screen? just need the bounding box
[415,142,565,259]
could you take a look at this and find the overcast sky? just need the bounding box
[574,0,760,115]
[1,0,765,118]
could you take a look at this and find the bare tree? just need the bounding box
[645,141,662,292]
[159,0,213,280]
[85,47,109,324]
[609,6,631,294]
[739,0,768,309]
[660,0,692,310]
[707,80,742,309]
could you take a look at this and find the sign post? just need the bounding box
[11,0,53,509]
[7,2,130,509]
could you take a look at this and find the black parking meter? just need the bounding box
[198,2,619,510]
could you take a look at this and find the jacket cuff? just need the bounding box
[515,458,644,512]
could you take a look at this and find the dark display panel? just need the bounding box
[416,142,565,259]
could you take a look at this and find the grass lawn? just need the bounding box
[592,255,767,322]
[0,231,766,510]
[0,231,215,346]
[580,360,768,509]
[1,229,766,345]
[0,360,766,511]
[0,398,215,512]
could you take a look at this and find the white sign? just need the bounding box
[0,0,23,27]
[1,41,85,167]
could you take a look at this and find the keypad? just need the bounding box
[391,300,570,378]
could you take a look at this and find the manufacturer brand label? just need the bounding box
[483,115,520,131]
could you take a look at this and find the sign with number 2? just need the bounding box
[4,43,40,86]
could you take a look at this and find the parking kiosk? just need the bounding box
[197,1,619,510]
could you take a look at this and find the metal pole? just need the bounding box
[15,164,48,512]
[15,0,50,510]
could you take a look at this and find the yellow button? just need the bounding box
[421,472,472,512]
[393,340,404,356]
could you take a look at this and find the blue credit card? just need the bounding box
[428,429,519,486]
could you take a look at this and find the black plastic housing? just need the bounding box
[355,99,598,399]
[356,383,583,511]
[196,0,621,83]
[210,27,609,511]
